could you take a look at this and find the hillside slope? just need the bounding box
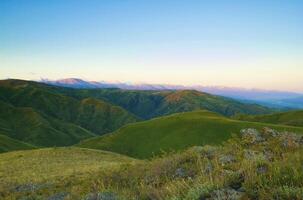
[78,110,303,158]
[0,134,35,153]
[0,79,139,147]
[0,147,137,199]
[2,129,302,199]
[0,100,95,147]
[60,88,274,119]
[234,110,303,127]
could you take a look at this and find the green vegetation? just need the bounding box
[0,79,138,147]
[1,129,302,199]
[0,134,35,153]
[0,147,137,200]
[0,100,95,147]
[60,87,274,119]
[78,110,303,158]
[0,79,276,150]
[2,79,302,199]
[235,110,303,127]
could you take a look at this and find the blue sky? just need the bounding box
[1,0,303,92]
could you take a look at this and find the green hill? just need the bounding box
[0,79,275,149]
[0,147,137,199]
[78,110,303,158]
[0,134,35,153]
[0,80,139,134]
[234,110,303,127]
[0,100,95,147]
[0,79,139,147]
[2,129,302,199]
[59,87,274,119]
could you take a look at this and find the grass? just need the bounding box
[234,110,303,127]
[1,128,302,199]
[78,110,303,158]
[0,100,95,147]
[0,134,35,153]
[0,147,137,199]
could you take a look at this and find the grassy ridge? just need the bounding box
[234,110,303,127]
[0,134,35,153]
[60,88,274,119]
[78,110,303,158]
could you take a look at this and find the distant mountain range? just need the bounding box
[42,78,303,109]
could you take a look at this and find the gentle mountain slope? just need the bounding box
[2,129,303,199]
[234,110,303,127]
[76,98,138,134]
[156,90,272,117]
[78,110,303,158]
[0,134,35,153]
[60,88,274,119]
[0,100,95,147]
[0,80,139,134]
[0,147,137,198]
[0,79,138,147]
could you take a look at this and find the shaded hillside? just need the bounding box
[76,98,138,134]
[59,87,274,119]
[155,90,272,117]
[0,80,139,134]
[0,100,95,147]
[0,134,35,153]
[78,110,303,158]
[234,110,303,127]
[0,79,139,147]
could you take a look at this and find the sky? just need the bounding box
[1,0,303,92]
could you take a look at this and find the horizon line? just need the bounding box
[2,77,302,94]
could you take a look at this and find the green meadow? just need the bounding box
[78,110,303,158]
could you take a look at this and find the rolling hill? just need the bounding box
[43,78,303,108]
[0,79,279,151]
[0,79,139,147]
[0,100,95,147]
[1,129,303,199]
[78,110,303,158]
[234,110,303,127]
[0,147,137,199]
[0,134,35,153]
[59,87,274,119]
